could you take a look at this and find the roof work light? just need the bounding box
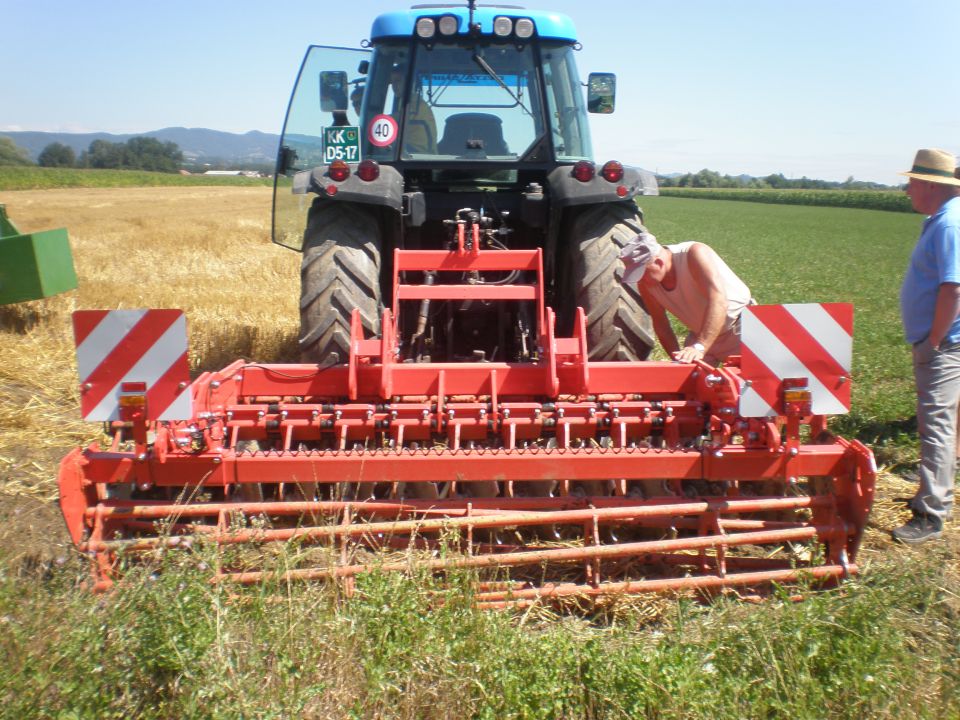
[416,18,435,38]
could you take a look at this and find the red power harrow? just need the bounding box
[59,240,875,607]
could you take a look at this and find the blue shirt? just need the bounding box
[900,196,960,345]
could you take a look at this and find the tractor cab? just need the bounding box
[273,6,622,251]
[354,14,595,165]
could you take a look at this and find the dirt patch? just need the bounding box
[0,493,73,572]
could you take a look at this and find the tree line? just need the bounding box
[2,133,894,188]
[657,168,893,190]
[0,136,183,173]
[40,137,183,172]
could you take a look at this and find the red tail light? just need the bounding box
[601,160,624,183]
[328,160,350,182]
[357,160,380,182]
[572,160,595,182]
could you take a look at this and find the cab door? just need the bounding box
[272,45,371,250]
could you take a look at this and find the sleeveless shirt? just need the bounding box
[645,242,753,361]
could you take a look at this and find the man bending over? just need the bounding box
[620,232,753,366]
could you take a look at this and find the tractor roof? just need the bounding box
[370,6,577,42]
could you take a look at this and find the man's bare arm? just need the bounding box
[682,243,729,356]
[639,285,680,355]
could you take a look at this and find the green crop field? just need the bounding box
[0,187,956,720]
[639,195,922,456]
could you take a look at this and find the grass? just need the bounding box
[0,541,957,719]
[639,196,922,460]
[0,187,956,718]
[0,165,272,190]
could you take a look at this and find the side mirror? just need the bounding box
[587,72,616,114]
[276,145,299,176]
[358,60,370,75]
[320,70,349,112]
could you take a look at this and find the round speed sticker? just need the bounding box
[368,114,398,147]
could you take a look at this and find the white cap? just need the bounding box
[619,232,662,284]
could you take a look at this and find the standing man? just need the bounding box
[620,232,753,365]
[893,148,960,544]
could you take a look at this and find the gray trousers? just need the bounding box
[911,338,960,522]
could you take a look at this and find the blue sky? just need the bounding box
[2,0,957,184]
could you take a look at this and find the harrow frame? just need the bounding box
[59,245,876,603]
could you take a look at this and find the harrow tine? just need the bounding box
[211,524,839,586]
[473,564,855,608]
[84,495,832,553]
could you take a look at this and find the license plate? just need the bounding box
[322,126,361,163]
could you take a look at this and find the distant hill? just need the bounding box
[1,128,280,167]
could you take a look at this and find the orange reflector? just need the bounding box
[784,389,812,403]
[782,377,811,409]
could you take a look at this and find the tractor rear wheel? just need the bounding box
[299,202,382,364]
[569,203,655,360]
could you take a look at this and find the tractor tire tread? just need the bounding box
[569,203,655,361]
[299,202,382,364]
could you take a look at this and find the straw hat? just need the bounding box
[900,148,960,186]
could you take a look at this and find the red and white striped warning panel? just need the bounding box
[73,309,192,421]
[739,303,853,418]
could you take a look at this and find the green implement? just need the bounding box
[0,203,77,305]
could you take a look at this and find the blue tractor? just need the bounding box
[273,2,657,365]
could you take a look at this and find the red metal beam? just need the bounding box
[72,443,850,487]
[232,361,701,398]
[396,285,537,301]
[393,249,541,272]
[87,494,828,521]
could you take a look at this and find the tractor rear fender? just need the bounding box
[294,164,405,212]
[546,164,659,208]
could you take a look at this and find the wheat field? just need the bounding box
[0,186,299,502]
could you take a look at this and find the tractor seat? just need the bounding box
[437,113,509,156]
